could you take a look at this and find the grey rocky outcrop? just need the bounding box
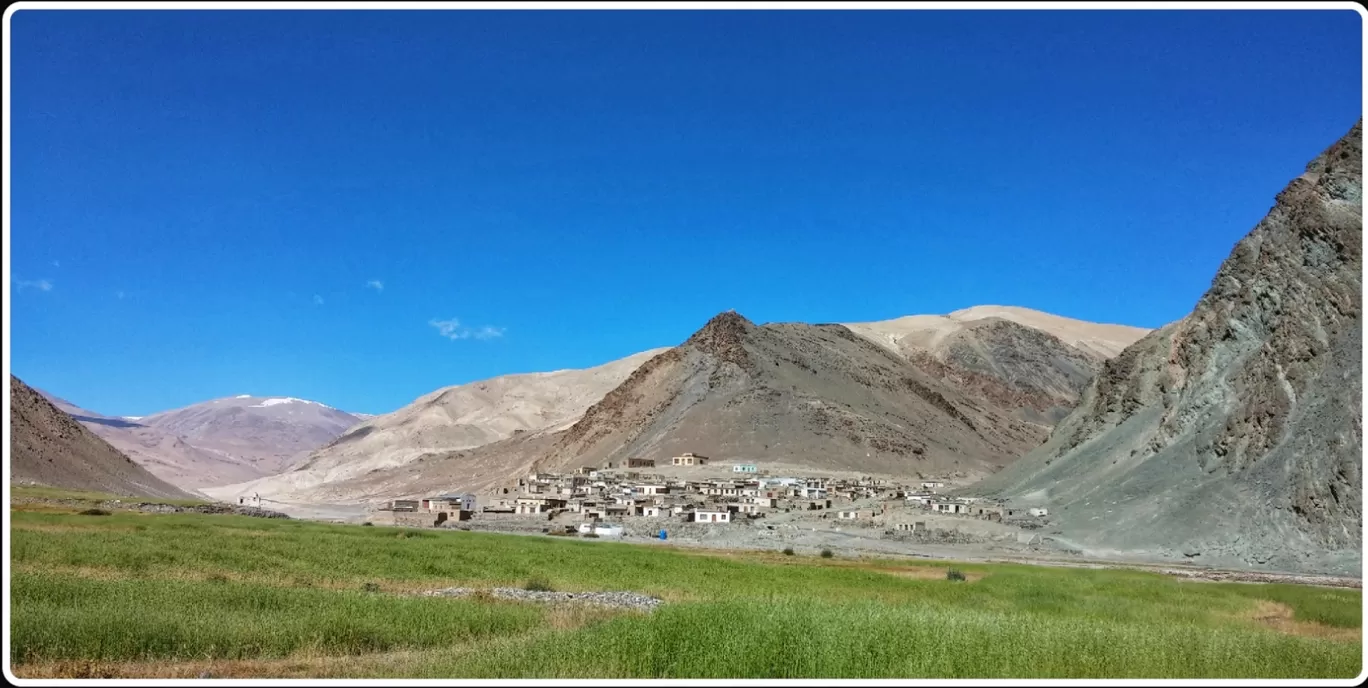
[972,121,1363,576]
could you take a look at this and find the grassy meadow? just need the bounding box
[6,496,1363,679]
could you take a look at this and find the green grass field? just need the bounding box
[10,485,210,508]
[7,499,1363,678]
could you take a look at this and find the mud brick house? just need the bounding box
[672,452,709,466]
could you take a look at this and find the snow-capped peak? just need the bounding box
[249,397,333,410]
[122,416,143,420]
[235,394,252,399]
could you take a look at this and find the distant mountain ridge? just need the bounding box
[34,391,369,492]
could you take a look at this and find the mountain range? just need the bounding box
[32,392,367,493]
[203,305,1150,504]
[9,123,1358,577]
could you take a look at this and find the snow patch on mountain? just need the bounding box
[249,397,332,409]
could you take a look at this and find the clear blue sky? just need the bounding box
[9,8,1362,416]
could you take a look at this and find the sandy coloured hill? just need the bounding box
[845,305,1152,360]
[10,376,198,500]
[970,121,1363,576]
[200,349,669,503]
[845,309,1150,425]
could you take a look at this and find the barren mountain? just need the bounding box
[520,312,1078,478]
[200,349,668,503]
[848,305,1153,360]
[971,121,1363,576]
[846,308,1150,425]
[139,396,364,475]
[216,306,1148,505]
[10,376,198,500]
[37,392,267,491]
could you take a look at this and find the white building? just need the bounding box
[693,509,730,523]
[1029,507,1049,517]
[733,464,758,473]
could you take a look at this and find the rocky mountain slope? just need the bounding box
[845,307,1150,426]
[10,376,198,500]
[138,396,365,475]
[38,392,267,491]
[524,312,1066,478]
[970,121,1363,576]
[200,349,669,503]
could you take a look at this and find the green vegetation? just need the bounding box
[11,484,210,508]
[782,547,795,556]
[820,548,834,558]
[947,568,966,581]
[77,508,111,516]
[7,505,1362,678]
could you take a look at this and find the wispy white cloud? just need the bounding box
[16,279,53,292]
[366,279,384,292]
[51,260,60,268]
[429,318,505,341]
[313,294,325,305]
[116,290,126,300]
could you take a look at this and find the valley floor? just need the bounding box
[5,489,1363,679]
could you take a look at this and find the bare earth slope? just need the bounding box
[201,349,668,503]
[10,376,198,500]
[139,396,364,476]
[845,307,1150,411]
[526,312,1069,478]
[37,392,268,491]
[971,121,1363,576]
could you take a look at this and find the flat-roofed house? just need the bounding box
[692,508,730,523]
[672,452,710,466]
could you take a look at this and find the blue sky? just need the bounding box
[8,8,1362,416]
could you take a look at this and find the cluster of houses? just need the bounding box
[374,453,1050,530]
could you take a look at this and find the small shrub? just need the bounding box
[362,582,381,593]
[782,547,796,556]
[523,578,554,592]
[582,532,600,538]
[820,549,834,559]
[362,521,373,527]
[206,574,228,585]
[78,509,111,516]
[946,569,967,581]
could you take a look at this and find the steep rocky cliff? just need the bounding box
[972,121,1363,576]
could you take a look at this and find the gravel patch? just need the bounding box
[420,587,663,611]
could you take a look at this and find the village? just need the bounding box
[368,452,1051,538]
